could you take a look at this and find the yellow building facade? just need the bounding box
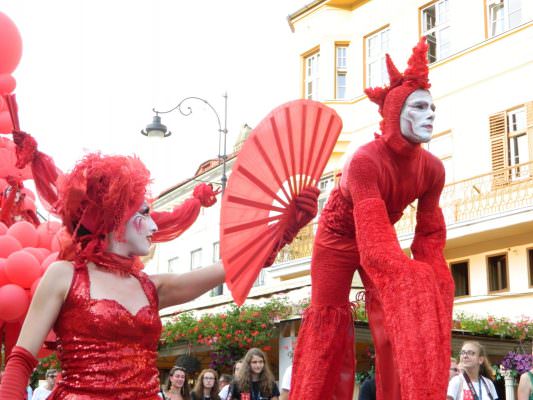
[287,0,533,320]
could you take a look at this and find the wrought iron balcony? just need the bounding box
[275,161,533,263]
[395,161,533,235]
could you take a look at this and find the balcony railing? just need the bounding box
[395,161,533,235]
[276,161,533,263]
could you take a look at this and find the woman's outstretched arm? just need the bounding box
[151,261,225,309]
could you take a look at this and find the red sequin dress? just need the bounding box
[48,264,162,400]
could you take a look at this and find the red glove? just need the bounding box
[0,346,38,399]
[264,186,320,267]
[193,183,220,207]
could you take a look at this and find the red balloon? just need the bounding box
[0,74,15,94]
[7,221,38,248]
[0,258,9,286]
[50,232,62,252]
[0,110,13,134]
[0,235,22,257]
[5,250,41,288]
[0,13,23,74]
[41,251,59,271]
[0,284,29,321]
[22,196,36,213]
[24,247,48,263]
[37,221,61,249]
[0,221,8,235]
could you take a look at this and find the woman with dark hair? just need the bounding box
[231,348,279,400]
[0,153,226,399]
[164,366,191,400]
[191,369,220,400]
[447,341,499,400]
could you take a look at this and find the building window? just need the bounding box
[318,198,327,215]
[365,27,390,88]
[450,261,469,297]
[319,176,334,192]
[211,242,223,296]
[527,249,533,286]
[507,106,528,179]
[168,256,180,273]
[489,103,532,185]
[421,0,451,63]
[190,248,202,270]
[336,45,348,99]
[305,51,320,100]
[253,269,265,288]
[212,241,220,262]
[426,131,454,183]
[487,254,508,292]
[487,0,522,37]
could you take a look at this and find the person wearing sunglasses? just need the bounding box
[447,341,498,400]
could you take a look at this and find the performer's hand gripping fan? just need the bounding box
[221,100,342,305]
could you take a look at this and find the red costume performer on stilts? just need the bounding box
[290,38,455,400]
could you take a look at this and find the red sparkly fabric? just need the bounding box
[48,264,162,400]
[290,38,454,400]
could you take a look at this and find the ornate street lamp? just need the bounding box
[142,93,228,193]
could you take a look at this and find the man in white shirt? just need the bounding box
[32,369,57,400]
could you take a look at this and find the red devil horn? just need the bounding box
[364,86,388,115]
[403,37,430,89]
[386,54,403,88]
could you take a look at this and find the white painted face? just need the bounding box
[400,89,436,144]
[121,202,158,257]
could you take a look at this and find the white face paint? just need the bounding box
[109,202,158,257]
[400,89,436,144]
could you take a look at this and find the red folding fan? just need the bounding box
[221,99,342,305]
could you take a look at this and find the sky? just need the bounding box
[0,0,310,194]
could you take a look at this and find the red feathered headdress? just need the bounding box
[365,37,430,115]
[57,153,151,241]
[363,37,431,153]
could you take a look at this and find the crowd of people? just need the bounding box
[156,348,280,400]
[17,339,532,400]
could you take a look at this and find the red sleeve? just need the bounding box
[343,152,410,266]
[410,162,455,315]
[0,346,38,400]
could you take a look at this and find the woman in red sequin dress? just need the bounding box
[0,153,226,400]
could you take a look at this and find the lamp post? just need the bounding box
[141,93,228,193]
